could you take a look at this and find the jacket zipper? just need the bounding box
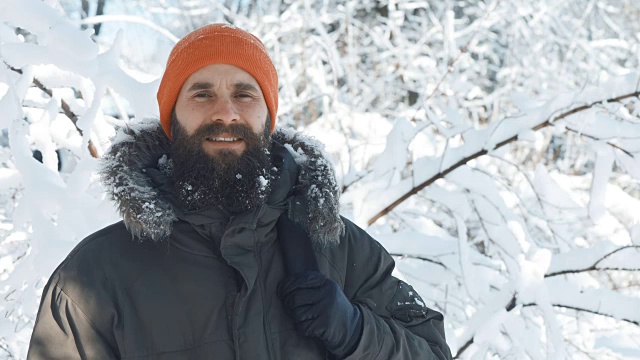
[232,281,246,360]
[257,252,276,360]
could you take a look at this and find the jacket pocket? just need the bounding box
[385,280,431,324]
[270,328,329,360]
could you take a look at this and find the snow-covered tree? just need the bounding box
[0,0,639,358]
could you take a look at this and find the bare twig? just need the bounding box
[420,0,502,105]
[482,155,562,244]
[341,170,371,193]
[0,340,15,359]
[564,125,635,157]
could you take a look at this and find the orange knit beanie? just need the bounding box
[157,24,278,139]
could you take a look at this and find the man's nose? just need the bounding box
[210,97,239,125]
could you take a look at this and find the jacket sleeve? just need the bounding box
[338,218,453,360]
[27,277,119,360]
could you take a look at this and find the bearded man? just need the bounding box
[27,24,453,360]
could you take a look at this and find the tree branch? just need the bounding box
[414,0,503,109]
[521,302,640,326]
[545,245,640,277]
[80,0,89,30]
[368,90,640,226]
[564,124,635,158]
[8,66,98,158]
[388,253,448,269]
[79,15,179,43]
[0,342,15,359]
[454,291,639,358]
[94,0,107,36]
[453,295,516,359]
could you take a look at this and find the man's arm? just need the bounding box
[340,217,452,359]
[27,276,119,360]
[342,219,452,360]
[277,214,452,359]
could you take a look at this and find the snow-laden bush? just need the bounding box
[0,0,639,358]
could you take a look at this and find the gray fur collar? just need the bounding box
[99,121,344,246]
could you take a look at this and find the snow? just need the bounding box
[257,176,268,190]
[548,242,640,275]
[283,143,308,164]
[632,225,640,246]
[589,143,615,223]
[546,276,640,324]
[1,0,640,359]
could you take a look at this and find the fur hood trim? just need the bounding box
[99,121,344,246]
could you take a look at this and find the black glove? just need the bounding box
[278,271,363,358]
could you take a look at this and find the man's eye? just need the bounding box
[236,93,253,98]
[194,93,210,98]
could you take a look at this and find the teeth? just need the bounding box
[208,137,240,142]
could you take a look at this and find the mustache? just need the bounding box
[189,123,257,142]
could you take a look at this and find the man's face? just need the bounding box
[174,63,269,158]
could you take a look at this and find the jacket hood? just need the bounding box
[99,121,344,246]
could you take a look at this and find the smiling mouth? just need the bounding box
[205,137,242,142]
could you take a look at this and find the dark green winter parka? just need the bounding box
[27,123,453,360]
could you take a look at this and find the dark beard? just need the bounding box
[169,119,274,215]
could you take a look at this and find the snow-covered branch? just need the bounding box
[389,253,449,270]
[1,1,639,359]
[366,80,640,226]
[6,66,98,158]
[469,274,638,356]
[546,244,640,277]
[79,15,180,43]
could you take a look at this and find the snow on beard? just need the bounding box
[169,116,274,214]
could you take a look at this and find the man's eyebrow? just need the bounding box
[234,82,260,92]
[186,81,260,93]
[186,82,212,92]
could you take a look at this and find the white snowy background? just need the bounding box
[0,0,639,358]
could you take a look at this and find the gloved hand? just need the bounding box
[278,271,363,359]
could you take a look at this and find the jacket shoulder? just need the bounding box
[337,216,392,264]
[62,221,132,263]
[51,221,165,296]
[314,216,392,285]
